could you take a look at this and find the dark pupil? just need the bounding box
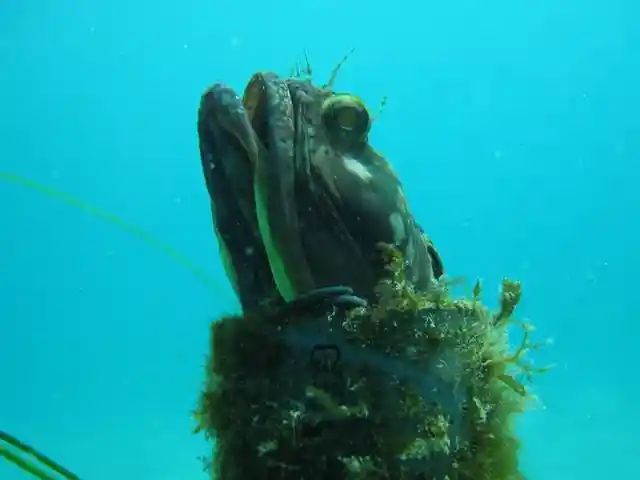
[330,106,367,138]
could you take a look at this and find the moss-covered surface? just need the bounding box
[195,244,548,479]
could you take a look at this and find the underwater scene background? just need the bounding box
[1,0,638,478]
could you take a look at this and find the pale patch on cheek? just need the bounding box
[342,155,373,182]
[388,212,406,245]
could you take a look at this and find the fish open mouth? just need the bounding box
[197,73,313,303]
[241,73,312,302]
[242,73,281,154]
[197,72,295,170]
[242,75,266,131]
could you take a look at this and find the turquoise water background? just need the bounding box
[1,0,638,478]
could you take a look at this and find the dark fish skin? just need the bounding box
[197,72,444,313]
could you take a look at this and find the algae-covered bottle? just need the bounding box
[196,249,536,480]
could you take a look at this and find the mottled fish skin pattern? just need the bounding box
[197,72,444,313]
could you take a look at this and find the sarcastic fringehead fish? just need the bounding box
[197,70,444,313]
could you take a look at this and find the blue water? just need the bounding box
[1,0,638,478]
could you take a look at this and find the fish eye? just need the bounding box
[321,95,371,146]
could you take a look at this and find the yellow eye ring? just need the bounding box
[320,94,371,145]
